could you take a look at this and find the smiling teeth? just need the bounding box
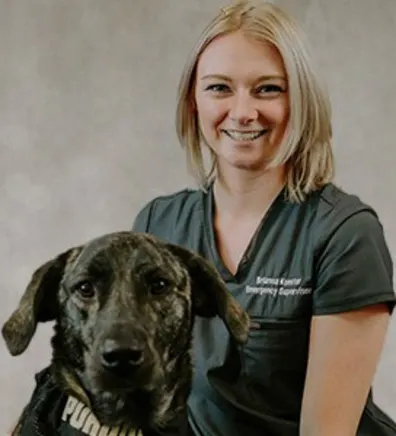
[224,130,266,141]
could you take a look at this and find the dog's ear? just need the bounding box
[166,243,250,344]
[2,246,82,356]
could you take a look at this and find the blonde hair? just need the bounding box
[176,0,334,202]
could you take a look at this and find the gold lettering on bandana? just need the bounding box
[61,395,143,436]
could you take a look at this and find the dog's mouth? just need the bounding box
[88,388,154,427]
[84,342,164,396]
[85,352,164,391]
[81,353,165,427]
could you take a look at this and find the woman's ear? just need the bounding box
[189,94,196,112]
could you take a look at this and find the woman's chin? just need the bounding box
[218,150,269,172]
[221,158,267,172]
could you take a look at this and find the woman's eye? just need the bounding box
[205,83,230,93]
[74,281,95,299]
[257,84,285,95]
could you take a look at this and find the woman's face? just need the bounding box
[194,30,289,173]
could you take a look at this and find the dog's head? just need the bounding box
[2,231,249,429]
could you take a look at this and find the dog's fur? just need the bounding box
[2,231,249,435]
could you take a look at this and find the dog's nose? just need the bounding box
[100,339,144,375]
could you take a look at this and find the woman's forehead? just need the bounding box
[196,31,286,81]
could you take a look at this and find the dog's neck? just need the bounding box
[59,392,189,436]
[51,363,190,434]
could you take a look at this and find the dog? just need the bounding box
[2,231,250,436]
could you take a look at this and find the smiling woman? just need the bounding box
[131,1,396,435]
[194,31,289,174]
[176,1,333,205]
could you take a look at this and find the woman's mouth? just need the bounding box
[221,129,268,141]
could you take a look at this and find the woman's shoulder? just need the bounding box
[310,183,381,234]
[314,183,377,218]
[309,185,395,314]
[310,183,390,263]
[131,186,204,234]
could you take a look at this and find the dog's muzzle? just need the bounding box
[89,324,162,392]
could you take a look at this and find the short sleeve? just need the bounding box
[131,200,155,233]
[313,210,396,315]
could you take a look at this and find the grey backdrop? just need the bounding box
[1,0,395,431]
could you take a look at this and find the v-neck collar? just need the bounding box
[202,182,287,282]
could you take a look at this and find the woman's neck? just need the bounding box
[213,166,286,220]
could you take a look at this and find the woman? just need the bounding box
[133,1,396,435]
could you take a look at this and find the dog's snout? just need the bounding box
[100,338,144,376]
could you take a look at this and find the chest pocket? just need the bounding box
[239,317,311,416]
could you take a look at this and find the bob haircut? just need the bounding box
[175,0,334,202]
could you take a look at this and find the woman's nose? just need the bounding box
[228,93,259,125]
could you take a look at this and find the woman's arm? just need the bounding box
[301,208,395,435]
[300,303,391,436]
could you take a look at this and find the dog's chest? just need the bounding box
[59,395,143,436]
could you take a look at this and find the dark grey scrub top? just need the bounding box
[132,183,396,436]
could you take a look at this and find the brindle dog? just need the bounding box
[2,231,249,436]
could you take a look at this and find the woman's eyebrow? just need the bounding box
[200,73,287,82]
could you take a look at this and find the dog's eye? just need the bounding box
[150,278,170,295]
[74,281,95,299]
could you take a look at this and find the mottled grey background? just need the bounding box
[1,0,395,431]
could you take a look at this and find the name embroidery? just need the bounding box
[61,395,143,436]
[245,276,312,297]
